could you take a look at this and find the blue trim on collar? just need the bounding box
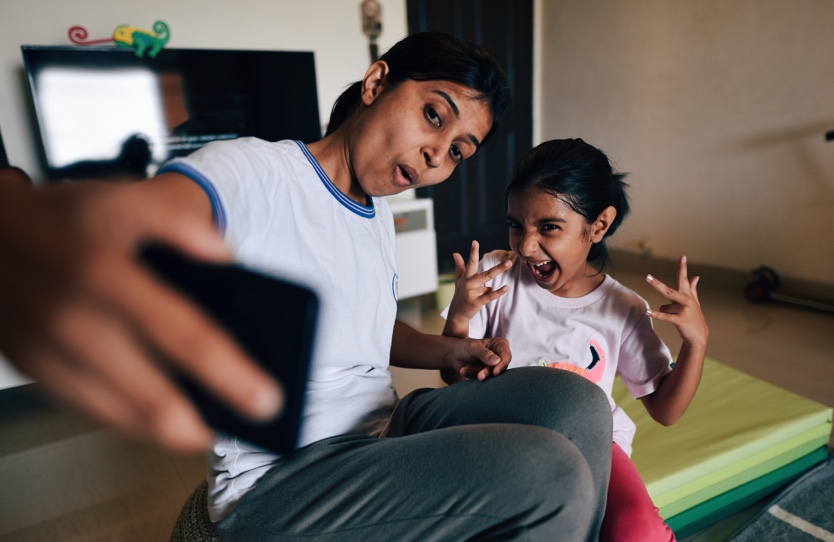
[157,162,227,235]
[294,140,375,219]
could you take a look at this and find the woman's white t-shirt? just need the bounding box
[161,138,400,521]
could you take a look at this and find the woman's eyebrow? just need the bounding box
[433,89,481,150]
[433,90,460,116]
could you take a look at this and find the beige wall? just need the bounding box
[539,0,834,286]
[0,0,407,179]
[3,0,833,287]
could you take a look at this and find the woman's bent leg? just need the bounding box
[217,424,595,541]
[218,367,611,541]
[388,366,613,541]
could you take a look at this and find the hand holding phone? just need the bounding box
[140,243,318,454]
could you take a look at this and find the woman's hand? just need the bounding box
[0,172,283,454]
[645,255,709,349]
[445,336,512,382]
[443,241,512,338]
[392,321,511,381]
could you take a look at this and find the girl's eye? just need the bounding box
[426,106,441,127]
[507,220,520,229]
[450,145,463,162]
[542,224,561,232]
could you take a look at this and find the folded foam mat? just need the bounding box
[612,358,832,535]
[658,425,830,517]
[667,446,829,538]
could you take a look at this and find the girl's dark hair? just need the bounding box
[505,138,630,269]
[325,32,511,143]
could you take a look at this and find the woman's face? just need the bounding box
[349,78,493,199]
[507,188,601,298]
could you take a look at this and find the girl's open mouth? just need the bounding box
[528,260,556,280]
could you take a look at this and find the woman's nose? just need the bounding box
[423,145,442,168]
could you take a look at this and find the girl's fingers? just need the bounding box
[453,252,466,281]
[480,258,513,284]
[484,285,509,301]
[646,307,679,324]
[467,240,481,275]
[677,255,690,292]
[646,274,685,303]
[646,308,665,322]
[691,276,701,303]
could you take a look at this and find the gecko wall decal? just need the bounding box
[68,21,170,58]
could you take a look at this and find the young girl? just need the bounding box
[443,138,709,542]
[1,36,614,541]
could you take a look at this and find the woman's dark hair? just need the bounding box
[505,138,630,269]
[325,32,511,143]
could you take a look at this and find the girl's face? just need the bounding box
[349,75,492,199]
[507,188,608,298]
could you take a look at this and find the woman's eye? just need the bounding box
[426,106,441,127]
[450,145,463,161]
[507,221,520,229]
[542,224,560,232]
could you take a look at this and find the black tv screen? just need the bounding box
[22,46,321,181]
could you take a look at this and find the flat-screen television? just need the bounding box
[22,46,321,181]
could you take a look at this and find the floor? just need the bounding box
[0,254,831,541]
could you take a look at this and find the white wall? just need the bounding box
[539,0,834,286]
[0,0,407,179]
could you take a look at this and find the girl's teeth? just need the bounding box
[531,260,556,279]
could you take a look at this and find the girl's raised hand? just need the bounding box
[646,256,709,349]
[444,241,512,338]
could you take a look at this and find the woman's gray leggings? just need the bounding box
[217,367,612,541]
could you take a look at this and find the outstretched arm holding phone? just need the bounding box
[0,168,283,453]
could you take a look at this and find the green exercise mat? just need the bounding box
[657,423,830,516]
[612,358,832,528]
[667,446,829,539]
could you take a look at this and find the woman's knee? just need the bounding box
[488,426,596,527]
[506,367,612,436]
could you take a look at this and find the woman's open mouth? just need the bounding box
[395,165,415,187]
[528,260,557,281]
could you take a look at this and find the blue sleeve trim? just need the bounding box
[158,162,228,235]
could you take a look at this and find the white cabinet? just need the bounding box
[388,197,439,300]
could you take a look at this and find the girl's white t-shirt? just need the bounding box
[161,138,400,521]
[443,250,674,456]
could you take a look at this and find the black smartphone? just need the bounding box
[140,243,318,454]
